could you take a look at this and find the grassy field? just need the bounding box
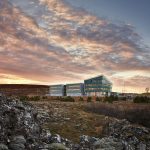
[31,101,108,143]
[30,100,150,143]
[85,101,150,128]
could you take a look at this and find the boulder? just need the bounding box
[94,137,124,150]
[0,144,8,150]
[9,143,25,150]
[46,143,69,150]
[107,119,150,149]
[11,135,26,144]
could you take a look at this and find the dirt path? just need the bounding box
[31,101,107,143]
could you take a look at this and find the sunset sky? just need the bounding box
[0,0,150,93]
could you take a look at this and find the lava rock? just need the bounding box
[50,134,61,143]
[93,137,124,150]
[46,143,69,150]
[0,144,8,150]
[107,119,150,149]
[9,143,25,150]
[11,135,26,144]
[0,96,150,150]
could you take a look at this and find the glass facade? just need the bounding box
[49,84,65,96]
[84,75,112,96]
[66,83,84,96]
[48,75,112,97]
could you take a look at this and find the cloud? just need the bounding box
[0,73,42,84]
[0,0,149,92]
[0,0,95,81]
[111,76,150,93]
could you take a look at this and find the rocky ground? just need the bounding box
[0,96,150,150]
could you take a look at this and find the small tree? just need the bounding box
[20,96,29,101]
[61,96,75,102]
[104,95,119,103]
[87,96,92,102]
[30,96,40,101]
[42,96,47,99]
[104,96,113,103]
[79,97,84,102]
[96,97,101,102]
[145,87,149,93]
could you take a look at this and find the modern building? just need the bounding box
[66,83,84,96]
[84,75,112,96]
[49,84,65,96]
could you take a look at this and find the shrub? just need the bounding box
[87,96,92,102]
[133,96,150,103]
[96,97,101,102]
[84,103,150,128]
[29,96,40,101]
[115,95,119,101]
[104,95,119,103]
[119,96,127,101]
[61,96,75,102]
[79,97,84,102]
[104,96,113,103]
[42,96,47,99]
[20,96,29,101]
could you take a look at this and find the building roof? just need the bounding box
[66,83,83,86]
[84,75,112,84]
[49,84,65,87]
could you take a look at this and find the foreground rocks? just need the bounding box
[0,96,72,150]
[79,119,150,150]
[0,96,150,150]
[107,119,150,150]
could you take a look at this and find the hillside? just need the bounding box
[0,84,49,96]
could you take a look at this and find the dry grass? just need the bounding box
[31,100,150,143]
[31,101,107,143]
[85,102,150,128]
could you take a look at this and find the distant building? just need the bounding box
[84,75,112,96]
[49,84,65,96]
[66,83,84,96]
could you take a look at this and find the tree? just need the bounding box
[145,87,149,93]
[87,96,92,102]
[96,97,101,102]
